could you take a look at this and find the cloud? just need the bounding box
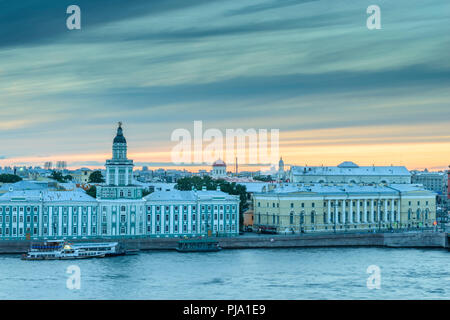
[0,0,449,169]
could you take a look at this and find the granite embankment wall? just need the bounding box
[0,232,447,253]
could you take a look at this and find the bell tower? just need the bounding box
[105,122,134,186]
[97,122,142,200]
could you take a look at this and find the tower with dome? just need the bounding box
[97,122,143,200]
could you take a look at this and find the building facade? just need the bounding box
[289,161,411,184]
[411,170,446,195]
[0,124,240,240]
[253,183,436,233]
[211,159,227,178]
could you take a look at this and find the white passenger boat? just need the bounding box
[21,240,123,260]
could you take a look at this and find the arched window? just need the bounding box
[311,211,315,224]
[290,212,294,225]
[416,209,421,220]
[408,209,412,220]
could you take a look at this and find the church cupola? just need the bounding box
[113,122,127,144]
[112,122,127,160]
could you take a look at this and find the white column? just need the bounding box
[370,199,374,223]
[115,167,119,186]
[384,200,388,222]
[349,200,353,223]
[391,200,395,223]
[342,200,346,224]
[49,208,53,236]
[334,202,338,225]
[327,200,331,224]
[87,207,92,236]
[78,208,82,236]
[106,169,110,185]
[58,207,62,236]
[364,199,367,223]
[125,167,129,186]
[68,207,73,236]
[356,199,360,223]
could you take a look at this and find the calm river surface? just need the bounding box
[0,247,448,299]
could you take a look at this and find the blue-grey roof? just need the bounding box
[144,190,197,201]
[144,190,239,202]
[256,183,435,197]
[0,190,96,202]
[291,163,411,176]
[0,181,48,192]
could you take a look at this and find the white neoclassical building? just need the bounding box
[289,161,411,184]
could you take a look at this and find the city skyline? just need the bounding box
[1,0,449,170]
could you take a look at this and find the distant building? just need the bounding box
[71,168,92,184]
[289,161,411,184]
[411,170,446,195]
[278,157,286,181]
[211,159,227,178]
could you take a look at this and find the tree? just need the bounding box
[50,171,65,182]
[253,175,273,182]
[88,171,105,183]
[49,171,73,183]
[0,174,22,183]
[86,185,97,198]
[142,189,152,197]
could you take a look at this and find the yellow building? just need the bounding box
[71,168,92,184]
[253,183,436,233]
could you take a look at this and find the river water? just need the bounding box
[0,247,448,299]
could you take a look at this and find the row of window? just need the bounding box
[257,209,431,225]
[0,206,39,213]
[0,215,38,223]
[257,199,430,208]
[147,204,236,213]
[150,213,237,223]
[150,223,236,234]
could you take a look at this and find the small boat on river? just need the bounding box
[21,240,137,260]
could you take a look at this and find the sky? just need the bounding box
[0,0,449,171]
